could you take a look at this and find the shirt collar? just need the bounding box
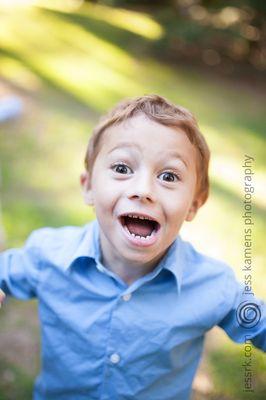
[62,220,99,270]
[159,236,184,294]
[63,220,185,294]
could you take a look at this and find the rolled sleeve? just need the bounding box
[0,230,43,299]
[218,268,266,352]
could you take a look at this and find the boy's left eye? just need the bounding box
[158,171,180,182]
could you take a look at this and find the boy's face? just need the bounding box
[81,114,201,272]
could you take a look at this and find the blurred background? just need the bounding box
[0,0,265,399]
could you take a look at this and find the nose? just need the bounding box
[126,173,156,203]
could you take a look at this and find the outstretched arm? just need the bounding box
[0,229,45,302]
[218,268,265,352]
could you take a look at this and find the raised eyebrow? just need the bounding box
[107,143,140,154]
[107,145,188,168]
[161,152,188,169]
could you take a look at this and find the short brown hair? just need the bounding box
[85,94,210,205]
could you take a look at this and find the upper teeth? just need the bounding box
[126,214,154,221]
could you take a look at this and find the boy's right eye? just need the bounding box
[111,163,133,174]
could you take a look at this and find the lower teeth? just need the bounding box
[125,226,154,239]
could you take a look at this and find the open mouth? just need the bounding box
[119,213,160,240]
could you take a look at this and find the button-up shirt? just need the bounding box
[0,220,265,400]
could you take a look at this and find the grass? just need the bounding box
[209,347,266,400]
[0,1,265,399]
[0,359,33,400]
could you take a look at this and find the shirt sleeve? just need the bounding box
[0,229,44,300]
[217,268,266,352]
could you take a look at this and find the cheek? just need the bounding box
[92,179,120,215]
[91,170,112,197]
[94,188,112,213]
[161,193,193,224]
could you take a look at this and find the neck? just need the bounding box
[101,252,157,285]
[99,233,164,285]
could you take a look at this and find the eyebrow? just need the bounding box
[107,142,140,154]
[162,151,188,168]
[107,143,188,168]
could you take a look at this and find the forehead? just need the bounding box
[98,114,197,163]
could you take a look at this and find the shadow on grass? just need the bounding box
[42,7,151,58]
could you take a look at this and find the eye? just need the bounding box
[158,171,180,182]
[111,163,133,175]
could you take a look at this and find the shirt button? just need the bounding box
[122,293,132,301]
[110,353,120,364]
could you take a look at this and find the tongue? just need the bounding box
[126,218,154,237]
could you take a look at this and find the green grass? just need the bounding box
[0,1,265,399]
[209,343,266,399]
[0,359,33,400]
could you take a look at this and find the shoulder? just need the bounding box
[25,225,88,249]
[179,237,239,302]
[178,237,240,328]
[24,222,95,265]
[180,237,234,282]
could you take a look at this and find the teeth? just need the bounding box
[124,225,155,240]
[140,234,153,240]
[126,214,154,221]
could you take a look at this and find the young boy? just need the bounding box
[0,94,265,400]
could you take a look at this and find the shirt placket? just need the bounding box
[99,289,133,400]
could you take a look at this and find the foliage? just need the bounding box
[91,0,266,73]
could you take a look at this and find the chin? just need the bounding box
[122,249,161,265]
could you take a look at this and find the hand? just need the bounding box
[0,289,5,308]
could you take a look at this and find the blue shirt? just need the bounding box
[0,220,265,400]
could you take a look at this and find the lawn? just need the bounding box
[0,1,265,399]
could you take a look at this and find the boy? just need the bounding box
[0,94,265,400]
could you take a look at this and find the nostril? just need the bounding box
[130,193,154,202]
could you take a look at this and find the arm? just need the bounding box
[218,268,265,352]
[0,230,43,301]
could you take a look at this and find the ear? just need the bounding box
[185,197,203,222]
[80,171,94,205]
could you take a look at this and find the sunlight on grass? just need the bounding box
[0,56,42,91]
[203,124,265,171]
[43,13,134,73]
[35,53,140,110]
[36,0,164,40]
[0,6,144,110]
[208,151,266,209]
[0,0,33,7]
